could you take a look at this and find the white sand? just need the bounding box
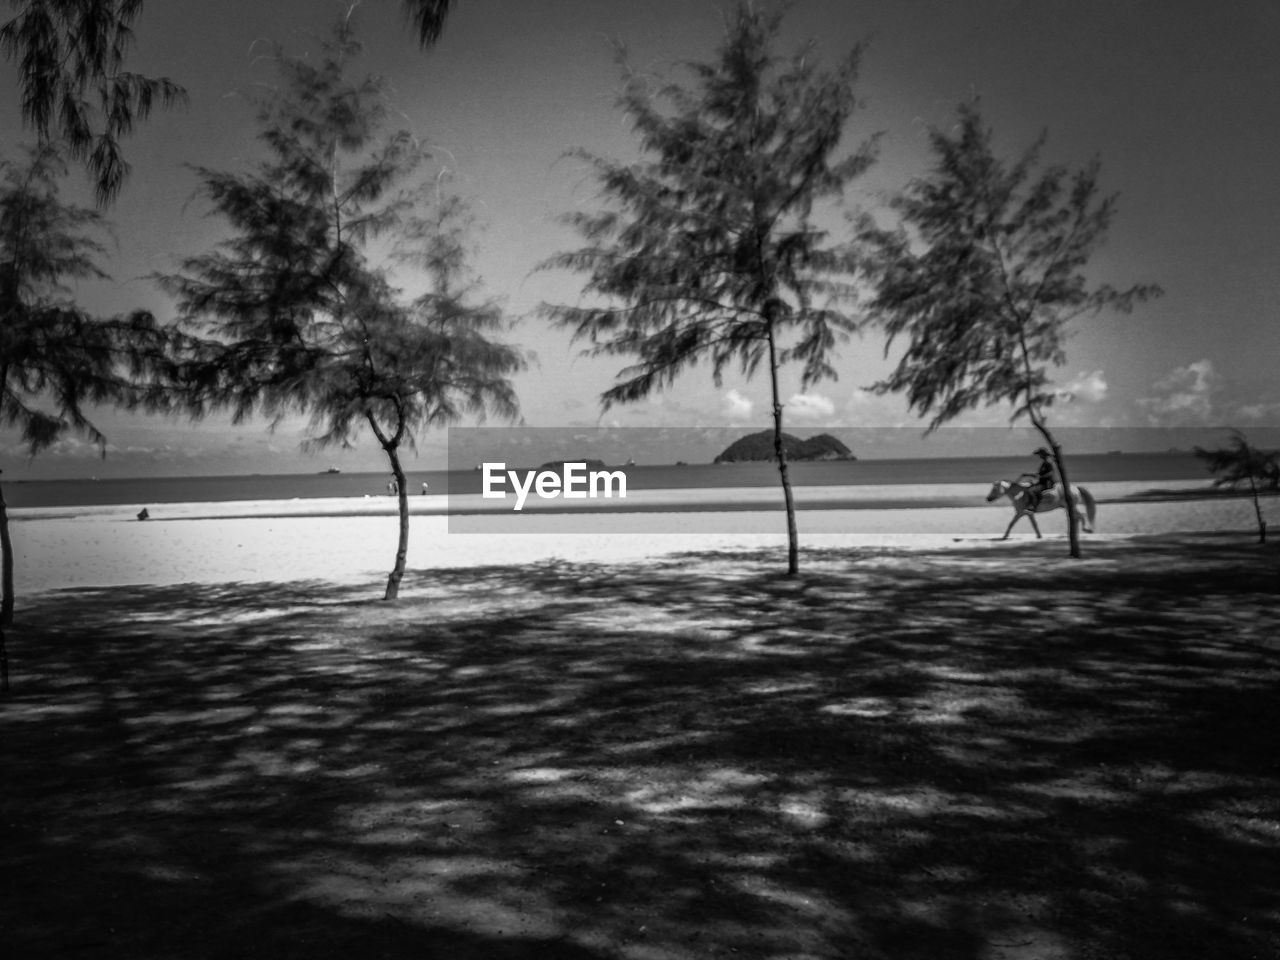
[8,480,1269,593]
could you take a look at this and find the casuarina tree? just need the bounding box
[865,101,1160,558]
[0,0,186,204]
[1194,429,1277,543]
[542,2,877,576]
[1,1,455,204]
[0,144,174,691]
[163,19,522,600]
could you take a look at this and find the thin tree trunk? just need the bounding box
[1056,448,1082,559]
[1030,423,1081,559]
[1249,476,1266,543]
[382,444,410,601]
[766,325,799,577]
[1017,334,1081,558]
[0,474,13,694]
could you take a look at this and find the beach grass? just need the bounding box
[2,533,1278,958]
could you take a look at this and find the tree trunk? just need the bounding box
[1016,329,1081,558]
[0,475,13,694]
[1249,476,1266,543]
[766,325,799,577]
[382,444,411,601]
[1032,422,1081,559]
[1024,414,1075,560]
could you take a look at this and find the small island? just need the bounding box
[538,459,610,472]
[713,431,855,463]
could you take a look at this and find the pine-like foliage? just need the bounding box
[0,143,174,689]
[866,101,1160,557]
[0,0,186,204]
[1194,430,1277,542]
[1,146,172,451]
[163,20,522,600]
[2,2,457,205]
[401,0,453,47]
[542,3,877,575]
[0,145,178,462]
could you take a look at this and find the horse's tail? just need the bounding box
[1078,485,1097,531]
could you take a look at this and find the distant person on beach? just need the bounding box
[388,479,398,496]
[1019,448,1057,509]
[421,481,429,495]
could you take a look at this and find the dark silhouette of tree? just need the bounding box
[1194,429,1277,543]
[542,2,877,576]
[401,0,452,46]
[162,20,521,601]
[2,1,457,204]
[864,101,1160,558]
[0,144,173,691]
[0,0,186,205]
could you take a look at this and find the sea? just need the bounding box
[2,452,1210,509]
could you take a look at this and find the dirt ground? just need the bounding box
[2,533,1278,959]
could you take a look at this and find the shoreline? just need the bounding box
[8,477,1246,524]
[6,479,1273,594]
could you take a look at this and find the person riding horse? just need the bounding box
[1019,448,1057,510]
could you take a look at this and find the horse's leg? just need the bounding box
[1076,488,1094,533]
[1028,512,1042,539]
[1002,512,1021,540]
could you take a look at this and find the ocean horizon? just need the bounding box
[3,451,1212,510]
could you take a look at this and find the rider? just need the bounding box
[1019,447,1057,510]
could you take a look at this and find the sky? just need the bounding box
[2,0,1278,477]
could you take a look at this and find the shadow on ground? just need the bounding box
[2,534,1278,959]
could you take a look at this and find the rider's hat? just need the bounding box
[1034,447,1051,457]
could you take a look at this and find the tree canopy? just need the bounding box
[865,100,1160,556]
[1195,430,1279,490]
[1194,429,1277,543]
[869,101,1159,430]
[543,2,877,574]
[164,19,522,599]
[1,1,457,204]
[0,0,186,204]
[1,143,171,456]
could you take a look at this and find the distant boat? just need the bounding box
[323,467,341,474]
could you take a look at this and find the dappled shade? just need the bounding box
[2,536,1278,958]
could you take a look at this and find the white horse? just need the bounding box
[986,479,1097,540]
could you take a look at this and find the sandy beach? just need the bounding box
[7,479,1272,592]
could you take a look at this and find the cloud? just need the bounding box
[786,392,836,424]
[1235,401,1280,424]
[1138,359,1216,424]
[721,389,755,423]
[843,387,915,426]
[44,436,99,458]
[1055,370,1108,404]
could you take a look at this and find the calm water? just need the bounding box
[3,452,1209,509]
